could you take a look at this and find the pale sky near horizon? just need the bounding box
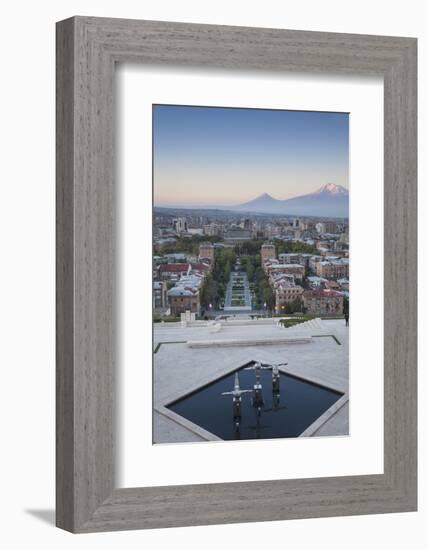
[153,105,349,207]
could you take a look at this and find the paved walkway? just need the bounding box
[224,271,252,312]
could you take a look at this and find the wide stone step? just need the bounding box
[187,336,312,348]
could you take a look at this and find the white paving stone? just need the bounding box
[153,318,349,443]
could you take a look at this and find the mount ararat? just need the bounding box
[228,183,349,218]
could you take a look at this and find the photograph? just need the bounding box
[152,104,350,443]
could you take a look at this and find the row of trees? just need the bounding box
[157,234,317,258]
[239,254,260,283]
[238,254,275,311]
[200,247,236,310]
[281,297,304,314]
[156,234,221,256]
[256,277,275,311]
[235,239,265,256]
[274,239,318,255]
[199,273,217,310]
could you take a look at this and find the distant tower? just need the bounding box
[199,242,215,262]
[261,242,276,264]
[173,217,188,234]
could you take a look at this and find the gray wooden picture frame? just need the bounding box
[56,16,417,533]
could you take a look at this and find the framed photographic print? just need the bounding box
[56,17,417,532]
[150,104,351,446]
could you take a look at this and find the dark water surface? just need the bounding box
[167,363,343,441]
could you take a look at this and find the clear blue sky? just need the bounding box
[153,105,349,207]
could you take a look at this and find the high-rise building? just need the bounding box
[203,223,221,237]
[315,221,338,234]
[173,217,188,234]
[261,242,276,264]
[199,242,215,262]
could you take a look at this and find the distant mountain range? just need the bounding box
[154,183,349,218]
[229,183,349,218]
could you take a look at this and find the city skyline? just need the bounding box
[153,105,349,208]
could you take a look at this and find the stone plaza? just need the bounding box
[153,316,349,444]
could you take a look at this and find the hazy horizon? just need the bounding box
[153,183,348,210]
[153,105,349,208]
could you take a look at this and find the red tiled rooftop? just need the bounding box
[303,289,343,298]
[191,263,210,272]
[159,263,190,273]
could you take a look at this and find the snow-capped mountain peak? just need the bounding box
[315,183,348,195]
[255,192,275,200]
